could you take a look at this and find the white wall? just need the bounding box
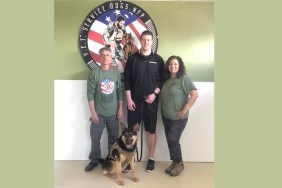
[54,80,214,162]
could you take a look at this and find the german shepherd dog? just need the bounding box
[102,122,139,185]
[123,33,134,61]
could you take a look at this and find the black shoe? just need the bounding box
[146,159,155,172]
[85,162,98,172]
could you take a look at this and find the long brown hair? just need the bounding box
[164,55,186,80]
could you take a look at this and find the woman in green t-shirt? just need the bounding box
[160,55,198,176]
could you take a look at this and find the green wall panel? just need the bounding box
[55,0,214,81]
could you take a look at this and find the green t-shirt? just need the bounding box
[160,75,196,120]
[87,67,123,116]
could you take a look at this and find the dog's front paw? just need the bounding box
[132,177,139,182]
[112,175,117,179]
[116,180,124,185]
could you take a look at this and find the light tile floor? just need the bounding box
[55,160,214,188]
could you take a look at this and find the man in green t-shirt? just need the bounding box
[84,47,123,172]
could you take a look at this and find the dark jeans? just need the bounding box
[162,116,188,163]
[89,115,119,163]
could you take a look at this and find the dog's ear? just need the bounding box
[120,122,126,131]
[132,123,140,132]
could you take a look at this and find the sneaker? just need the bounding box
[84,162,98,172]
[165,162,177,174]
[146,159,155,172]
[170,162,184,176]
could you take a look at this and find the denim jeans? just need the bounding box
[162,116,188,163]
[88,115,119,163]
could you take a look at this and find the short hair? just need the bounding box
[140,30,153,39]
[99,47,112,56]
[165,55,186,79]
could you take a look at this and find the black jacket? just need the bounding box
[124,50,165,102]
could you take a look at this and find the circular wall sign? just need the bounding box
[78,0,158,74]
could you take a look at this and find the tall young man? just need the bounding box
[124,30,165,172]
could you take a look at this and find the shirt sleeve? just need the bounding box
[124,55,133,91]
[87,70,96,102]
[181,75,197,94]
[157,55,165,89]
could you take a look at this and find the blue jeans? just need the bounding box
[162,116,188,163]
[88,115,119,163]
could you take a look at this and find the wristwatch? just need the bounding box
[153,91,158,95]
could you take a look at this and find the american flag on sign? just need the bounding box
[87,10,148,73]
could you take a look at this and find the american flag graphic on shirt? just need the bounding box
[79,1,158,74]
[100,78,115,94]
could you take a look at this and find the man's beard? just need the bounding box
[117,23,122,29]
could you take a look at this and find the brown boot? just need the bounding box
[165,162,176,174]
[170,162,184,176]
